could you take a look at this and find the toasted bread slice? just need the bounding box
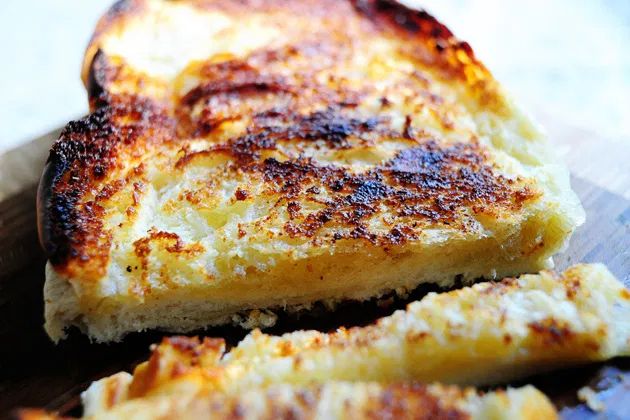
[38,0,584,342]
[21,382,557,420]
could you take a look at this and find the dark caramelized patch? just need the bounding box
[383,140,524,209]
[181,72,292,109]
[177,109,386,166]
[256,108,381,148]
[354,0,489,82]
[285,109,381,148]
[176,134,533,245]
[254,140,531,243]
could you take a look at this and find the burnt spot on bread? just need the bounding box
[382,140,524,207]
[252,139,532,243]
[286,201,302,219]
[283,109,381,148]
[235,188,250,201]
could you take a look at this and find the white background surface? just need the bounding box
[0,0,628,154]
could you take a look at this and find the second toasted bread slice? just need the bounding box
[29,263,628,419]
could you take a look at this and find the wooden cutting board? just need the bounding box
[0,119,628,418]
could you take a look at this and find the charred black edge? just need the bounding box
[353,0,478,63]
[36,160,53,259]
[37,115,93,267]
[86,49,110,109]
[354,0,452,38]
[81,0,145,91]
[40,0,144,267]
[37,147,71,265]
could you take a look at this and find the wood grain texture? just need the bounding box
[0,123,628,418]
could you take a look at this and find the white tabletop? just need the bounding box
[0,0,628,154]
